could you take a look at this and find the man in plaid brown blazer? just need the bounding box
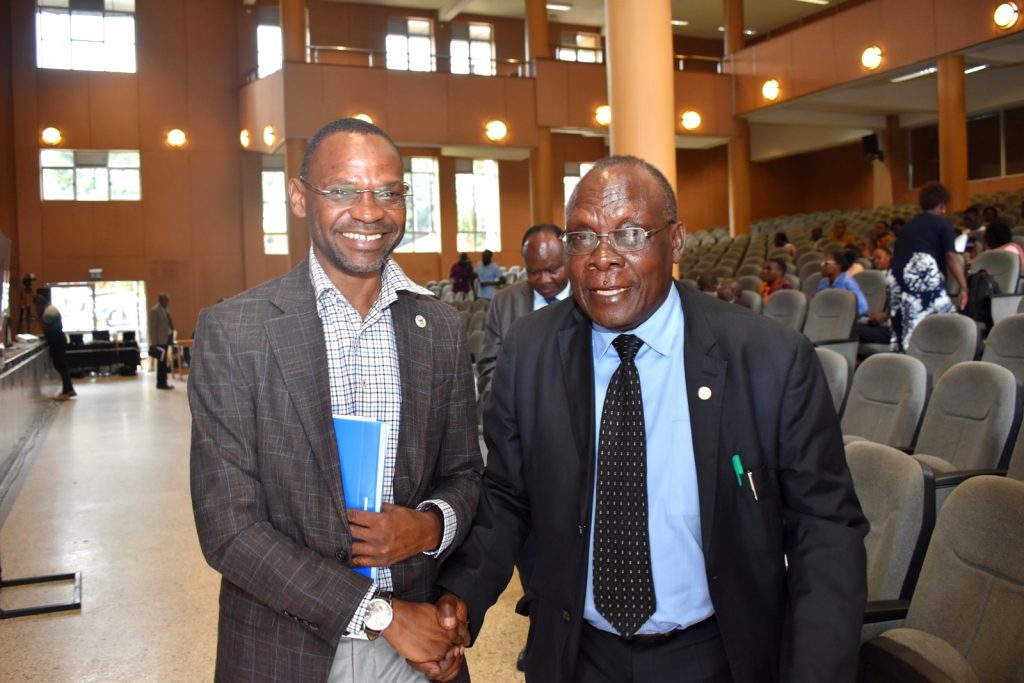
[189,119,482,682]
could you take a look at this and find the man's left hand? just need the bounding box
[348,503,442,567]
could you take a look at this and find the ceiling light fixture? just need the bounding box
[546,3,571,11]
[594,104,611,126]
[671,19,689,27]
[166,128,187,148]
[761,79,781,101]
[240,129,251,148]
[263,125,276,147]
[889,66,937,83]
[964,64,989,75]
[41,126,63,146]
[795,0,829,5]
[484,119,508,142]
[994,2,1020,29]
[861,45,883,70]
[744,29,756,35]
[680,111,701,131]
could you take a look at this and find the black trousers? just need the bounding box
[155,345,170,387]
[574,617,732,683]
[45,330,74,394]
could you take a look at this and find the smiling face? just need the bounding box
[566,164,684,332]
[288,132,406,287]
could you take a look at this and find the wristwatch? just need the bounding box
[363,590,393,640]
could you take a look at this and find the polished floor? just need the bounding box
[0,373,526,682]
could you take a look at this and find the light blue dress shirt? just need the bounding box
[531,283,570,311]
[475,262,504,300]
[584,285,714,635]
[817,272,869,316]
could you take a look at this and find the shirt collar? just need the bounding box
[308,247,433,310]
[532,283,571,310]
[592,283,682,361]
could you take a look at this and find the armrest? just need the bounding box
[934,469,1007,490]
[858,636,962,683]
[864,599,910,624]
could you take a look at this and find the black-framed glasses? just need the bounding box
[299,177,411,209]
[560,225,669,255]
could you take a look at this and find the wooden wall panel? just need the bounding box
[93,201,145,259]
[35,72,91,147]
[677,147,730,231]
[88,76,141,149]
[832,2,885,86]
[879,0,937,68]
[789,18,835,99]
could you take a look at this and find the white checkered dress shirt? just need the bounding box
[309,249,457,636]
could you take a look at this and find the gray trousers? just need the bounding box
[328,637,429,683]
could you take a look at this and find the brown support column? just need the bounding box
[605,0,676,189]
[728,118,751,235]
[526,0,554,226]
[937,54,969,211]
[285,138,309,267]
[280,0,306,63]
[723,0,745,57]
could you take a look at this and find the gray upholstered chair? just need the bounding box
[736,263,762,278]
[972,249,1021,294]
[803,288,857,343]
[905,313,978,386]
[798,256,823,279]
[739,289,762,313]
[842,354,927,450]
[911,361,1020,476]
[853,270,887,314]
[846,441,934,603]
[468,310,487,333]
[980,313,1024,385]
[468,329,484,363]
[738,274,762,292]
[800,272,823,300]
[762,289,807,332]
[859,476,1024,683]
[1007,420,1024,482]
[814,346,849,415]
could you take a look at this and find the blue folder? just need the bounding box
[332,415,388,580]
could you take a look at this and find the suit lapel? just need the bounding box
[679,283,727,557]
[558,305,596,523]
[391,294,428,504]
[265,260,348,514]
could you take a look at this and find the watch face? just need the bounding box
[365,598,393,632]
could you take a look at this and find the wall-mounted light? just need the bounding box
[352,113,373,123]
[41,126,63,146]
[166,128,187,148]
[240,129,251,148]
[594,104,611,126]
[680,110,701,131]
[263,125,276,147]
[994,2,1020,29]
[761,79,781,101]
[861,45,883,70]
[484,119,508,142]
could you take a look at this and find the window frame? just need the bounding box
[39,149,141,202]
[35,0,137,74]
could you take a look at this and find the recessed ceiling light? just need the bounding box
[671,19,689,27]
[795,0,829,5]
[744,29,756,35]
[889,66,937,83]
[717,26,725,32]
[546,3,571,11]
[964,64,989,75]
[994,2,1020,29]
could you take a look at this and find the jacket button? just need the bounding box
[335,549,349,563]
[562,610,571,622]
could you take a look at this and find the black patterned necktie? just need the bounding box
[593,333,655,637]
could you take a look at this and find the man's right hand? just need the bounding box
[382,599,463,664]
[405,594,471,682]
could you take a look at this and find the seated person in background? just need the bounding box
[831,219,856,246]
[982,205,999,229]
[449,252,476,296]
[757,257,792,301]
[858,235,878,261]
[844,245,866,277]
[961,205,982,232]
[873,220,894,248]
[696,270,719,294]
[717,277,747,307]
[889,217,906,238]
[983,218,1024,272]
[818,248,869,317]
[810,225,824,242]
[772,231,797,257]
[872,245,892,272]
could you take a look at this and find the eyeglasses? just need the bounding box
[560,226,669,255]
[299,177,411,209]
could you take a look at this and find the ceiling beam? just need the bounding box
[438,0,474,22]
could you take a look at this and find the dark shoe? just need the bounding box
[516,647,526,672]
[156,384,175,390]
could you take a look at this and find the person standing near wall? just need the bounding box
[33,293,76,400]
[148,292,174,390]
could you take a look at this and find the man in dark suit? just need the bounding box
[148,292,174,389]
[476,223,568,404]
[432,156,867,683]
[189,118,482,682]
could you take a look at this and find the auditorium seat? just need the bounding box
[980,314,1024,384]
[972,249,1021,294]
[738,274,762,292]
[858,476,1024,683]
[853,270,887,315]
[814,346,849,414]
[801,272,823,300]
[763,289,807,332]
[842,354,927,451]
[905,314,978,386]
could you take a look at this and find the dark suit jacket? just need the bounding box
[439,281,867,683]
[189,258,483,682]
[476,280,535,400]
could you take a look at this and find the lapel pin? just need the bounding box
[698,386,712,401]
[415,315,427,328]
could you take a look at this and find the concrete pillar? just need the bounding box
[937,54,969,210]
[727,118,751,235]
[723,0,745,56]
[285,138,309,267]
[280,0,306,64]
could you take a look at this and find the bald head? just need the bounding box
[522,225,568,300]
